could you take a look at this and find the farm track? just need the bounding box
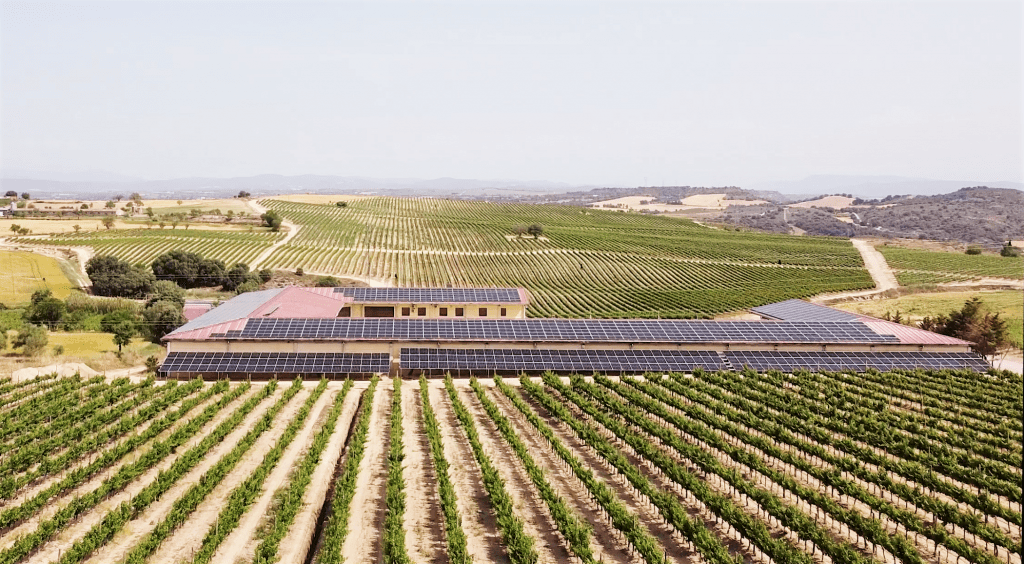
[400,380,444,564]
[0,372,1018,564]
[427,382,510,564]
[340,377,391,564]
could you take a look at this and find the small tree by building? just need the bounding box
[145,355,160,374]
[919,297,1010,358]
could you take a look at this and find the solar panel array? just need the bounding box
[160,352,390,375]
[725,351,990,372]
[226,318,899,344]
[401,348,728,372]
[750,299,861,322]
[333,288,522,303]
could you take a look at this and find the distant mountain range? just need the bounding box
[747,175,1024,200]
[1,170,1019,201]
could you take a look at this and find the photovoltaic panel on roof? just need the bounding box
[333,287,521,303]
[228,318,899,344]
[724,351,990,372]
[750,299,860,322]
[159,352,390,374]
[401,348,729,372]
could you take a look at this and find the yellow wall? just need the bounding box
[346,303,526,319]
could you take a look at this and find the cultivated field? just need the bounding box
[0,251,74,304]
[257,198,873,317]
[13,229,284,268]
[874,246,1024,286]
[0,369,1019,564]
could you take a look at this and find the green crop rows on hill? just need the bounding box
[14,229,282,267]
[876,246,1024,286]
[260,198,873,317]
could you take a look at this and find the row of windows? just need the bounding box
[401,306,507,317]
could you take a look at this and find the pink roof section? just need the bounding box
[182,303,213,321]
[249,287,351,318]
[858,317,972,346]
[166,317,250,341]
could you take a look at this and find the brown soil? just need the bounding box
[145,385,324,564]
[427,381,510,564]
[277,382,363,564]
[80,386,292,564]
[400,380,444,564]
[16,385,262,564]
[339,378,392,564]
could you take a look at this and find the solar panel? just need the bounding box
[724,351,990,372]
[400,348,729,372]
[159,352,391,375]
[233,318,899,344]
[333,288,522,303]
[750,299,860,322]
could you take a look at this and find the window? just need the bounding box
[439,307,448,317]
[364,306,395,318]
[455,307,464,317]
[338,306,351,318]
[401,307,411,316]
[417,307,426,316]
[478,307,487,317]
[500,307,507,317]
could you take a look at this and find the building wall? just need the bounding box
[345,303,526,319]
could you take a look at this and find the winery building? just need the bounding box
[159,289,987,379]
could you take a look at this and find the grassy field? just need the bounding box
[0,250,75,305]
[259,197,874,317]
[835,290,1023,348]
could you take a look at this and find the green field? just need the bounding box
[0,250,75,305]
[258,198,873,317]
[876,245,1024,286]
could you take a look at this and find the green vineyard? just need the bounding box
[258,198,874,317]
[14,229,283,268]
[877,246,1024,286]
[0,368,1019,564]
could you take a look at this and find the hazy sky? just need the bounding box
[1,0,1021,186]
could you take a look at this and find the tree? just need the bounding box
[9,224,20,233]
[237,190,251,198]
[73,224,81,233]
[102,216,115,230]
[152,250,226,288]
[114,194,124,202]
[4,190,16,198]
[130,192,143,204]
[335,201,347,207]
[87,255,155,298]
[145,207,155,218]
[1000,243,1021,257]
[145,279,186,308]
[527,223,544,239]
[105,200,116,208]
[176,200,183,205]
[261,210,283,231]
[512,225,527,238]
[0,330,6,351]
[13,324,48,356]
[145,355,160,374]
[20,193,29,200]
[24,289,66,330]
[141,300,185,342]
[919,297,1010,357]
[220,262,252,291]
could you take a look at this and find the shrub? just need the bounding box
[52,344,65,356]
[13,324,48,356]
[965,246,983,255]
[314,275,341,287]
[258,269,273,283]
[295,267,304,276]
[1000,244,1021,257]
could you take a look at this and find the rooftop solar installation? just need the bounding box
[223,318,900,344]
[401,348,729,372]
[750,299,860,322]
[725,351,990,372]
[159,352,390,375]
[333,287,522,303]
